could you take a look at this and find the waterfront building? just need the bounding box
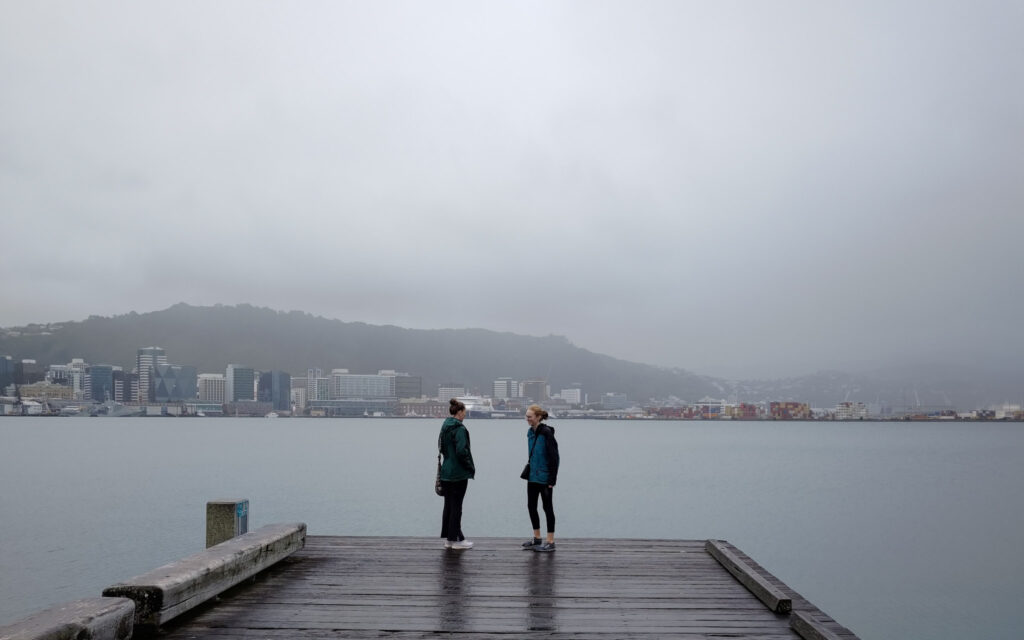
[559,388,583,405]
[136,347,167,403]
[151,365,198,403]
[307,368,330,402]
[15,359,45,385]
[86,365,114,402]
[601,392,630,410]
[112,369,136,403]
[438,383,465,401]
[198,374,226,403]
[290,386,307,412]
[493,377,518,399]
[520,379,548,403]
[399,398,447,417]
[18,380,74,401]
[225,364,256,402]
[331,369,395,399]
[0,355,13,392]
[258,371,291,411]
[378,370,422,399]
[307,398,398,417]
[46,363,74,385]
[835,401,869,420]
[394,374,422,399]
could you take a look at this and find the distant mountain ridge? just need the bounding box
[1,303,1020,410]
[0,303,721,402]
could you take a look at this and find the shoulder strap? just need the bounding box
[527,429,540,461]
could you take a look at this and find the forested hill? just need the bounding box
[0,303,720,401]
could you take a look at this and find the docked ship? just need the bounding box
[456,396,494,419]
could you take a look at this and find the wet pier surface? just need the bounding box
[159,536,858,639]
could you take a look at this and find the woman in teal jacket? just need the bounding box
[522,404,559,552]
[439,398,475,550]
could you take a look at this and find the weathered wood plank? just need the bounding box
[790,610,845,640]
[102,523,305,629]
[705,539,793,613]
[0,598,134,640]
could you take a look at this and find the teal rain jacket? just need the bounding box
[439,417,475,481]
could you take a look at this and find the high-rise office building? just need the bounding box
[86,365,114,402]
[112,369,135,403]
[307,368,330,401]
[394,374,422,399]
[521,379,547,402]
[258,371,291,411]
[0,356,13,393]
[198,374,226,403]
[136,347,167,403]
[493,377,518,399]
[152,365,198,403]
[225,364,256,402]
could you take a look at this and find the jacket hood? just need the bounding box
[442,417,463,432]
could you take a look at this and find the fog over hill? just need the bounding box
[1,304,1021,410]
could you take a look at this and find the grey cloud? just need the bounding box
[2,1,1022,379]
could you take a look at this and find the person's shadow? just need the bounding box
[438,551,466,632]
[525,552,558,632]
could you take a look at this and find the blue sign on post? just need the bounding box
[236,501,249,536]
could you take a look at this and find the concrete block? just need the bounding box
[0,597,134,640]
[206,499,249,548]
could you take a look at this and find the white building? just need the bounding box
[438,384,466,401]
[559,388,583,405]
[835,401,868,420]
[493,377,518,399]
[331,369,396,398]
[307,368,330,402]
[291,387,307,411]
[136,347,168,403]
[198,373,226,403]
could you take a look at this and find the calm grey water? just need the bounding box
[1,417,1022,639]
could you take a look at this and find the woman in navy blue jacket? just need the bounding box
[522,404,559,552]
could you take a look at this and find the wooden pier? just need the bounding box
[153,536,858,639]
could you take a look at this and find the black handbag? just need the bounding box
[520,431,540,480]
[435,431,446,496]
[435,452,445,496]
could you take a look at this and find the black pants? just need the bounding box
[440,479,468,542]
[527,482,555,533]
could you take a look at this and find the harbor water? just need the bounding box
[1,417,1023,639]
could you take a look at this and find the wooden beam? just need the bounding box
[704,540,792,613]
[102,522,305,629]
[0,597,134,640]
[791,610,845,640]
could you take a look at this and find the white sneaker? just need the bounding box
[450,540,474,550]
[444,540,453,548]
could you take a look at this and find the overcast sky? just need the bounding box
[2,1,1022,378]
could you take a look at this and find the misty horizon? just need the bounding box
[3,301,1022,385]
[2,2,1022,380]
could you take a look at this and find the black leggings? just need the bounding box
[440,479,468,542]
[527,482,555,533]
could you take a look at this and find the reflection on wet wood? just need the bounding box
[159,537,859,639]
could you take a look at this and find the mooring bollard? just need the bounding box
[206,499,249,548]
